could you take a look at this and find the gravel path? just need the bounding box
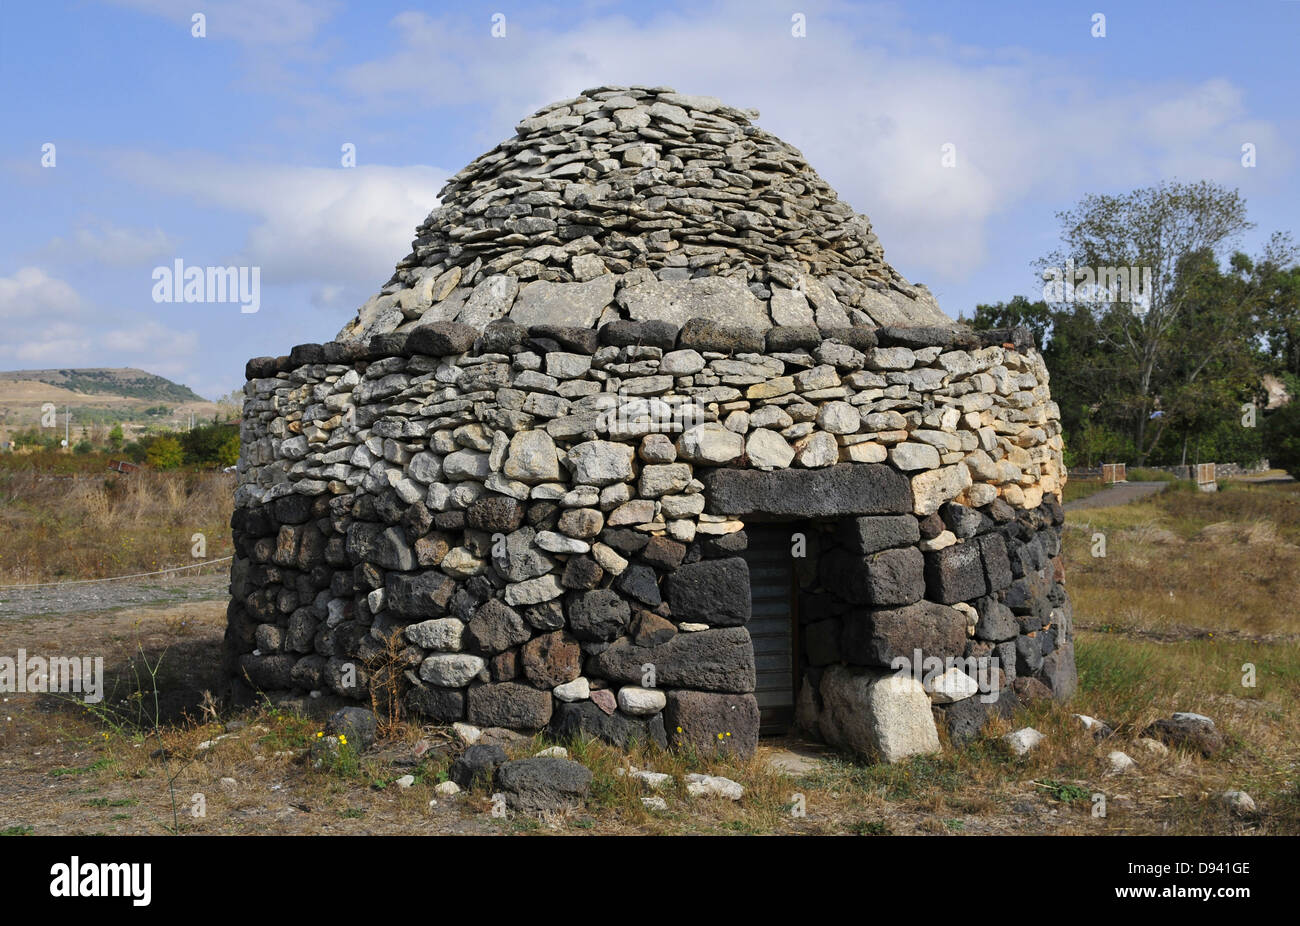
[0,572,228,619]
[1064,480,1169,512]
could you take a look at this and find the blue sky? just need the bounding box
[1,0,1296,399]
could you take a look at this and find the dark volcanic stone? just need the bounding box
[467,496,525,533]
[466,599,531,654]
[939,502,985,539]
[405,682,465,722]
[598,319,679,350]
[406,322,478,356]
[614,563,662,607]
[820,547,925,606]
[385,571,457,618]
[1037,638,1077,700]
[984,498,1015,523]
[701,464,912,517]
[876,325,980,350]
[841,601,968,668]
[764,326,821,351]
[490,650,519,681]
[1142,712,1224,757]
[523,599,566,631]
[924,541,989,604]
[520,630,582,689]
[327,706,377,751]
[274,493,313,525]
[368,331,410,357]
[561,555,604,589]
[702,530,747,557]
[818,327,878,351]
[640,536,687,571]
[449,744,508,789]
[664,691,760,757]
[494,757,592,812]
[528,325,600,354]
[245,356,280,379]
[601,528,650,554]
[321,340,369,364]
[547,700,668,749]
[803,618,842,666]
[346,523,416,570]
[466,682,553,729]
[678,317,765,353]
[587,627,755,693]
[665,558,751,625]
[836,514,921,554]
[939,686,1019,746]
[478,320,528,354]
[917,513,945,540]
[632,610,677,647]
[973,596,1019,642]
[434,510,466,531]
[567,589,631,642]
[1011,676,1053,702]
[238,653,297,690]
[978,533,1013,593]
[1015,633,1044,675]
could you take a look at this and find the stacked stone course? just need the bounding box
[227,87,1075,763]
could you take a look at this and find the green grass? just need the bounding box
[49,757,112,778]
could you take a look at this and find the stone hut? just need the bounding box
[228,86,1075,763]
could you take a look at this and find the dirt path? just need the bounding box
[1064,481,1168,512]
[0,572,228,619]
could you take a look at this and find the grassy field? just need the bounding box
[0,465,233,584]
[1,479,1297,835]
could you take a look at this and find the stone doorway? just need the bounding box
[741,522,804,735]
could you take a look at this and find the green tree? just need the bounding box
[215,434,240,468]
[1263,387,1300,479]
[108,423,125,451]
[145,435,184,470]
[1039,180,1255,464]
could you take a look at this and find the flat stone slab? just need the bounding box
[701,463,912,517]
[618,276,771,331]
[763,747,826,776]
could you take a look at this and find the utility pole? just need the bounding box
[64,406,69,450]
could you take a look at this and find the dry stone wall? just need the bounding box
[228,317,1074,761]
[228,85,1075,762]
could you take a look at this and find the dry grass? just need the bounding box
[2,479,1297,836]
[0,470,233,584]
[1064,481,1300,638]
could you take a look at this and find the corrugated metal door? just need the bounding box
[741,525,797,734]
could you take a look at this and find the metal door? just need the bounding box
[741,524,797,734]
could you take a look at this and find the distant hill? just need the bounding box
[0,368,227,436]
[0,368,205,403]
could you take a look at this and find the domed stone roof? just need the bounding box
[336,85,950,343]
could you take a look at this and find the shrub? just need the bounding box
[1263,399,1300,479]
[145,436,184,470]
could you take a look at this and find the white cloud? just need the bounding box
[0,267,82,321]
[107,154,447,294]
[336,2,1287,290]
[43,220,178,266]
[0,267,200,376]
[104,0,340,44]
